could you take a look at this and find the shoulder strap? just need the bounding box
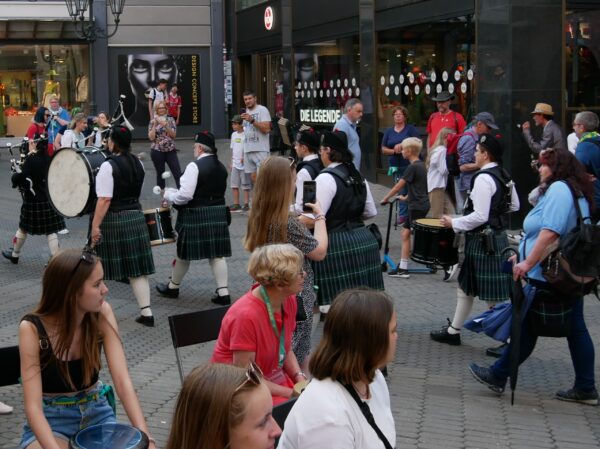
[323,166,350,183]
[342,383,394,449]
[21,314,51,354]
[561,181,587,223]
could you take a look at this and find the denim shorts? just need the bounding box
[21,382,116,449]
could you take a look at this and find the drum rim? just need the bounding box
[414,218,445,229]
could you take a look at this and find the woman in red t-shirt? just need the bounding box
[26,107,49,140]
[212,243,306,405]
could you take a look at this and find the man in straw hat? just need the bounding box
[156,131,232,306]
[426,90,466,149]
[522,102,567,154]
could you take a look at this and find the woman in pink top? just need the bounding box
[212,243,305,405]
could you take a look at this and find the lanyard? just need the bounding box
[259,286,286,368]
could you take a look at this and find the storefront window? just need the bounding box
[0,44,89,137]
[293,36,360,127]
[566,7,600,113]
[376,17,475,130]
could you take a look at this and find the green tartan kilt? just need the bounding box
[95,210,155,281]
[458,231,511,302]
[19,200,65,235]
[175,206,231,260]
[312,226,384,306]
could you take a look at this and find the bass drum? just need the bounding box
[47,147,109,218]
[411,218,458,267]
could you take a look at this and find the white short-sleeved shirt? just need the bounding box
[243,104,271,153]
[95,157,145,198]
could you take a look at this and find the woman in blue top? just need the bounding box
[380,106,419,224]
[469,148,598,405]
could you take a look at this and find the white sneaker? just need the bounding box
[443,264,459,282]
[0,401,13,414]
[58,229,69,235]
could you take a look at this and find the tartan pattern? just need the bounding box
[175,205,231,260]
[312,226,384,306]
[96,210,155,281]
[19,200,66,235]
[528,299,573,337]
[458,232,511,302]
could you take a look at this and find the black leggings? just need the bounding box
[151,149,182,189]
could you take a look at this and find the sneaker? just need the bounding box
[469,363,506,394]
[388,268,410,278]
[443,264,459,282]
[58,228,69,235]
[229,204,242,212]
[430,318,461,345]
[0,401,13,414]
[242,204,250,212]
[556,387,599,406]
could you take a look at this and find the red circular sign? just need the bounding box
[264,6,274,31]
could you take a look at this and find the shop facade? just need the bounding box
[227,0,600,224]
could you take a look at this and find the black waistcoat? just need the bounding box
[107,154,144,211]
[323,164,366,232]
[464,165,512,230]
[183,155,228,208]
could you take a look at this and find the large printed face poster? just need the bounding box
[117,54,201,127]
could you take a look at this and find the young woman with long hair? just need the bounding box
[19,249,155,449]
[426,127,455,218]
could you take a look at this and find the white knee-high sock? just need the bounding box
[209,258,229,296]
[129,276,152,316]
[449,288,475,334]
[170,257,190,288]
[47,233,59,255]
[12,229,27,256]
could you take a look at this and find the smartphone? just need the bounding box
[240,108,246,114]
[303,181,317,212]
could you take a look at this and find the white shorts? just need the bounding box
[231,167,252,190]
[244,151,269,174]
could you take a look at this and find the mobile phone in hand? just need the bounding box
[303,181,316,212]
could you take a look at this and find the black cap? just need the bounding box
[110,125,132,149]
[296,127,320,150]
[195,130,217,152]
[321,130,350,155]
[478,133,503,162]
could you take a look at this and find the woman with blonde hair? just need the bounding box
[426,127,456,218]
[60,112,88,149]
[148,99,181,190]
[212,243,306,405]
[166,363,281,449]
[19,249,155,449]
[245,156,328,370]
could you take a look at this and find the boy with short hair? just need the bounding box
[229,115,251,211]
[381,137,430,278]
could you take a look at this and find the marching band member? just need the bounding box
[2,134,65,264]
[91,126,156,326]
[430,134,519,346]
[156,131,232,305]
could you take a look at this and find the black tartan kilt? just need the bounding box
[312,226,384,306]
[95,210,155,281]
[175,205,231,260]
[458,231,511,302]
[19,200,65,235]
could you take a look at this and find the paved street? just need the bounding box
[0,138,599,448]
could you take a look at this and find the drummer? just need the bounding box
[156,131,232,305]
[91,126,156,326]
[380,137,430,278]
[431,134,519,346]
[2,134,65,264]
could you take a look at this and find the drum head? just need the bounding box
[70,423,149,449]
[415,218,444,228]
[47,148,95,217]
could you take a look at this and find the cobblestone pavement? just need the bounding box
[0,139,599,448]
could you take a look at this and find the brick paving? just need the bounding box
[0,138,599,448]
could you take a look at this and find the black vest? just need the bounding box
[107,154,144,211]
[296,157,323,180]
[183,155,228,208]
[323,164,367,232]
[464,165,512,230]
[12,151,50,202]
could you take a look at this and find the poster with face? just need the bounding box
[118,54,201,127]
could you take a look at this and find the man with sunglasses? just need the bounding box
[156,131,232,305]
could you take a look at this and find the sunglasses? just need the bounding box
[287,156,297,169]
[234,361,263,393]
[69,246,96,278]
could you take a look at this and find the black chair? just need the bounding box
[0,345,20,387]
[273,397,297,445]
[168,306,230,384]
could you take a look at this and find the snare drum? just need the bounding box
[47,147,108,218]
[144,207,176,246]
[69,423,149,449]
[411,218,458,267]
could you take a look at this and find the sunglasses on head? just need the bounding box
[234,361,263,393]
[69,245,97,278]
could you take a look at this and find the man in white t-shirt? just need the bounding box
[241,90,271,183]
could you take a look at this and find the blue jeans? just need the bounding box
[393,166,408,219]
[490,298,596,391]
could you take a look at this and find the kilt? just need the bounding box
[19,200,65,235]
[175,205,231,260]
[458,231,511,302]
[96,210,155,281]
[312,226,384,306]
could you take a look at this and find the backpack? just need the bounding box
[445,130,477,177]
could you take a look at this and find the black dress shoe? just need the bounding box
[211,294,231,306]
[486,343,508,358]
[430,319,461,345]
[135,315,155,327]
[156,283,179,298]
[2,250,18,264]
